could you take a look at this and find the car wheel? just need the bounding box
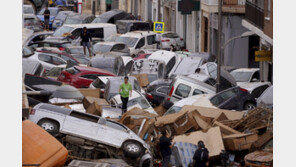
[37,119,59,135]
[122,141,144,159]
[244,102,256,110]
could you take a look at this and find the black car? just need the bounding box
[92,9,134,24]
[210,86,256,111]
[146,79,172,106]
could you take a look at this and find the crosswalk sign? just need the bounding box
[153,22,165,33]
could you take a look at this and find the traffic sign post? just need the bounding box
[153,22,165,33]
[78,0,83,14]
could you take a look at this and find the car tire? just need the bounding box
[122,141,144,159]
[37,119,59,135]
[243,102,256,110]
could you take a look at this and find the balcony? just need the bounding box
[245,0,264,30]
[201,0,245,13]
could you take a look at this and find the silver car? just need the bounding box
[28,103,152,166]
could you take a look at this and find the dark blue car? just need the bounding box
[37,7,62,29]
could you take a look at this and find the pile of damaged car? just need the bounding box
[22,2,273,167]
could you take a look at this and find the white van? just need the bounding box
[115,31,157,57]
[50,23,117,41]
[166,75,216,102]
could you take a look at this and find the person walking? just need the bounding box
[80,27,93,57]
[44,6,50,31]
[159,130,175,167]
[119,76,132,114]
[192,140,209,167]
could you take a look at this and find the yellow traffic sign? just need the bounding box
[153,22,165,33]
[255,50,272,62]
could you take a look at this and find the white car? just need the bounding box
[116,31,157,57]
[166,75,216,102]
[28,103,152,166]
[230,68,260,85]
[159,32,185,50]
[110,90,157,115]
[24,52,67,72]
[239,82,272,99]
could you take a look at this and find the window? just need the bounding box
[70,111,99,123]
[207,64,217,78]
[147,35,156,45]
[251,85,269,98]
[111,44,126,52]
[136,37,145,49]
[38,54,52,64]
[80,74,100,80]
[193,89,204,95]
[205,78,216,86]
[66,67,80,75]
[251,71,260,82]
[266,0,271,19]
[175,84,191,98]
[156,86,169,95]
[52,56,66,65]
[166,57,176,74]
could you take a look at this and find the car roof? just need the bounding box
[63,23,116,29]
[67,13,94,19]
[74,66,115,75]
[116,20,148,23]
[232,68,260,73]
[148,50,176,64]
[97,9,125,18]
[120,31,156,38]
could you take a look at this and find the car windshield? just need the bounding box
[116,36,138,47]
[91,58,117,74]
[230,71,253,82]
[164,106,182,115]
[162,33,179,38]
[118,96,150,109]
[23,6,34,14]
[53,26,74,37]
[93,44,112,53]
[64,18,83,24]
[55,12,70,20]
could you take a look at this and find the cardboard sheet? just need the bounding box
[173,126,225,157]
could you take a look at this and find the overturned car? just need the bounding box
[28,103,152,166]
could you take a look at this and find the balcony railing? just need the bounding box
[245,0,264,30]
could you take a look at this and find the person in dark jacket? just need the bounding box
[159,130,175,167]
[80,27,92,57]
[192,140,209,167]
[44,6,50,31]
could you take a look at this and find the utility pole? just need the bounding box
[216,0,222,93]
[158,0,161,21]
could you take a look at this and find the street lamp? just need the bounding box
[216,31,255,93]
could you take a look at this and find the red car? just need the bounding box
[57,66,116,88]
[133,53,152,60]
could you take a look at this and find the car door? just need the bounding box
[146,35,157,49]
[172,83,191,102]
[62,111,100,140]
[134,37,145,54]
[74,74,101,88]
[214,88,240,110]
